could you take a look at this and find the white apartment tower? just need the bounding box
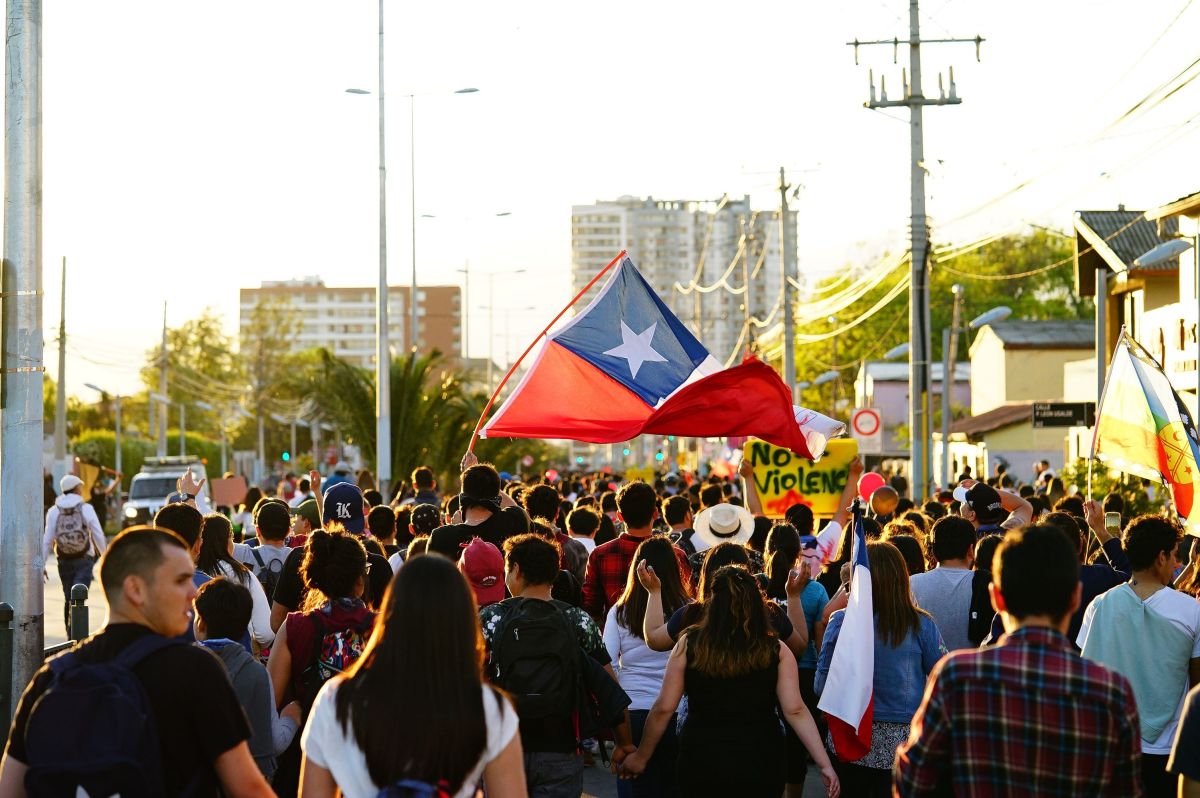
[571,196,796,363]
[239,277,461,369]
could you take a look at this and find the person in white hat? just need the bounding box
[42,474,108,634]
[691,503,756,553]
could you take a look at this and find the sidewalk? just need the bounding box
[43,553,107,648]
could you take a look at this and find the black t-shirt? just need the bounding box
[427,507,530,559]
[273,542,391,611]
[666,600,794,641]
[1169,684,1200,781]
[4,624,250,796]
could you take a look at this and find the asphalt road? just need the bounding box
[581,751,830,797]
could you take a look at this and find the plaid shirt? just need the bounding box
[582,533,692,623]
[894,626,1142,798]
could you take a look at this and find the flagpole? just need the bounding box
[466,250,628,454]
[1088,326,1126,568]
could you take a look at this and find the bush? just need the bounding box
[73,429,225,490]
[1058,458,1164,519]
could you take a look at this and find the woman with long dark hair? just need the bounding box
[641,542,807,660]
[299,554,524,797]
[815,542,946,797]
[605,537,691,798]
[197,513,274,649]
[621,566,839,797]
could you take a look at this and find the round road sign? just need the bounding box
[852,408,881,437]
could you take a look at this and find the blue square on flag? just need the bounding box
[553,259,710,406]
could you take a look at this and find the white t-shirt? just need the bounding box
[301,678,518,798]
[1078,586,1200,754]
[602,606,670,711]
[909,567,975,651]
[570,536,596,554]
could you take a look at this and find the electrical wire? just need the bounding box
[793,272,912,343]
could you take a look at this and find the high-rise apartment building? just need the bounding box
[239,277,461,369]
[571,195,795,363]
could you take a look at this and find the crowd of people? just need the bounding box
[2,452,1200,798]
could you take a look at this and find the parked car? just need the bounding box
[122,456,210,528]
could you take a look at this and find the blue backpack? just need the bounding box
[22,634,186,798]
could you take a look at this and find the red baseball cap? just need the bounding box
[459,537,505,607]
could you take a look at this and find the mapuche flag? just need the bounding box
[1092,330,1200,535]
[479,255,842,459]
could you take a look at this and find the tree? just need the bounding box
[140,308,246,439]
[237,298,303,453]
[790,230,1087,419]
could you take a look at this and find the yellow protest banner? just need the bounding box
[625,466,656,484]
[742,437,858,518]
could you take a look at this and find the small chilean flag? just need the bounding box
[817,504,874,761]
[480,255,834,459]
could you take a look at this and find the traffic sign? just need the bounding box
[850,407,883,454]
[1032,402,1095,428]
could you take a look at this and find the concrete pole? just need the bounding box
[178,403,185,457]
[54,256,65,460]
[375,0,392,494]
[907,0,932,502]
[779,168,796,402]
[289,419,297,464]
[157,302,168,456]
[1,0,44,716]
[487,272,495,390]
[311,415,321,475]
[256,410,265,485]
[1096,266,1107,403]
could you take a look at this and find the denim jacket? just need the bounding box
[815,610,947,723]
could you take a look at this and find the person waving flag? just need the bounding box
[816,500,874,761]
[475,252,842,460]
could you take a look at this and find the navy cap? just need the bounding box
[323,482,365,534]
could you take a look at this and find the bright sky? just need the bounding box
[41,0,1200,399]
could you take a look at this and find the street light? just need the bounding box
[940,294,1011,487]
[884,343,910,360]
[345,71,478,496]
[193,401,226,474]
[83,383,121,482]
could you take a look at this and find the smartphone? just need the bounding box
[1104,512,1121,533]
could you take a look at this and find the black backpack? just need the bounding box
[249,547,285,601]
[22,634,187,797]
[489,598,581,722]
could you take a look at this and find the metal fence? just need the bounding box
[0,583,89,726]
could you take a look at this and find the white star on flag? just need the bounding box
[603,320,667,379]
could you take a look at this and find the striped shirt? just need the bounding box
[894,626,1142,797]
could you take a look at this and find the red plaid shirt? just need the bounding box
[582,532,691,623]
[894,626,1142,797]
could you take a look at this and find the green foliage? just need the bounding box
[1059,459,1166,518]
[793,230,1090,390]
[73,429,225,489]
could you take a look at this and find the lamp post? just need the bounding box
[940,299,1011,488]
[83,383,121,482]
[346,71,478,497]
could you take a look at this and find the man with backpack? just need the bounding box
[235,499,290,602]
[480,533,633,798]
[41,474,108,634]
[0,526,274,797]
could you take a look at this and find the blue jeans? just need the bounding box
[57,556,95,634]
[523,751,583,798]
[617,710,679,798]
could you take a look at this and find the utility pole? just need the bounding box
[779,167,797,402]
[157,302,168,456]
[1,0,44,721]
[178,403,186,457]
[849,3,983,500]
[54,256,66,461]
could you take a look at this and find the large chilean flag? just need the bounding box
[479,255,831,459]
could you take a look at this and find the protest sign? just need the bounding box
[211,476,248,508]
[742,437,858,518]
